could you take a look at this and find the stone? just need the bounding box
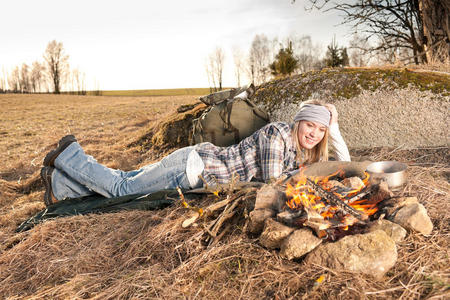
[280,228,322,260]
[276,210,305,227]
[369,219,407,243]
[259,218,294,250]
[380,196,418,217]
[341,177,365,190]
[383,196,418,208]
[305,230,397,278]
[254,184,285,212]
[391,203,433,235]
[371,180,394,203]
[247,208,276,235]
[394,196,419,206]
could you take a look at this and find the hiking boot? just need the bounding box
[41,166,58,206]
[43,135,77,167]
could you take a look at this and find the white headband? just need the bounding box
[293,104,330,127]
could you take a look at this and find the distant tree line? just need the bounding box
[0,40,89,95]
[205,34,359,91]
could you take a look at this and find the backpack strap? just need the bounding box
[226,102,240,144]
[243,98,270,122]
[218,101,240,144]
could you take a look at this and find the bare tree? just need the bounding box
[72,68,83,95]
[232,47,245,87]
[205,59,216,92]
[0,67,6,92]
[349,34,372,67]
[80,71,86,95]
[420,0,450,63]
[206,47,225,91]
[8,67,20,93]
[248,34,271,85]
[19,63,31,93]
[301,0,450,64]
[30,61,45,93]
[43,40,69,94]
[290,35,323,73]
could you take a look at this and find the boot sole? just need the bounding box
[43,135,77,167]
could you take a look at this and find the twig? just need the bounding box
[209,223,232,247]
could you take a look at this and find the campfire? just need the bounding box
[282,170,387,240]
[178,160,433,278]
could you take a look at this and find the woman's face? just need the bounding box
[297,120,327,150]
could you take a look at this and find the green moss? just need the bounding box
[254,67,449,109]
[339,68,450,95]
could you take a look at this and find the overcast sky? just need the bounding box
[1,0,351,90]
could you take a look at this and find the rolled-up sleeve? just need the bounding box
[329,123,351,161]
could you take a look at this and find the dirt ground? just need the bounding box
[0,93,448,299]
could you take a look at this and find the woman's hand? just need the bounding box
[324,103,338,126]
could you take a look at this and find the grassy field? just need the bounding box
[0,93,448,299]
[0,93,198,229]
[84,87,231,97]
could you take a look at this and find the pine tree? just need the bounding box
[269,41,298,76]
[325,37,349,67]
[340,47,349,66]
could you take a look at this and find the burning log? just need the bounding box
[347,188,372,204]
[306,178,369,222]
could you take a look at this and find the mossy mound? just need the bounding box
[133,67,448,152]
[130,103,205,156]
[254,68,449,114]
[253,67,449,149]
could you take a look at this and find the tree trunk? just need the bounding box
[419,0,450,62]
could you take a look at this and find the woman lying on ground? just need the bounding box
[40,100,351,206]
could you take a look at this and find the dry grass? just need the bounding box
[0,93,197,232]
[0,94,448,299]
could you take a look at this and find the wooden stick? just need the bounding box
[203,197,234,217]
[209,199,240,236]
[306,178,368,221]
[347,189,373,204]
[209,223,232,247]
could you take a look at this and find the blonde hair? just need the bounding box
[293,99,329,164]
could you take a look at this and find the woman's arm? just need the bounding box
[329,123,351,161]
[325,104,351,161]
[258,126,287,182]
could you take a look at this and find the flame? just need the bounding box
[286,169,379,231]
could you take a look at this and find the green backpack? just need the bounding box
[192,84,269,147]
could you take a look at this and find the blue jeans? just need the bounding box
[52,143,193,200]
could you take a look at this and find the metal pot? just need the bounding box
[366,161,408,189]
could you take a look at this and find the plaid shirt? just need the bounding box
[195,122,299,185]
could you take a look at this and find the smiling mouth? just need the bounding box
[305,136,318,144]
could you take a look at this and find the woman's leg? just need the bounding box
[52,168,96,200]
[54,143,193,198]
